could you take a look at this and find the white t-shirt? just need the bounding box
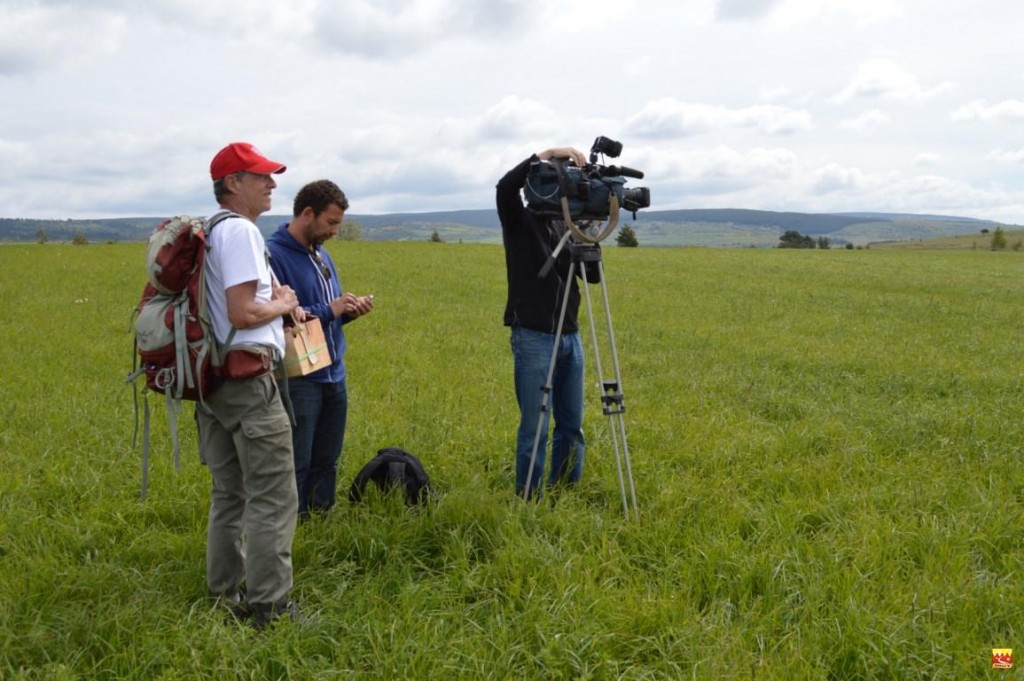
[204,214,285,354]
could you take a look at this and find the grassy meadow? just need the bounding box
[1,240,1023,679]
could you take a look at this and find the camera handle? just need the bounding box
[523,231,639,519]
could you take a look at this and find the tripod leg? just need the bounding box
[596,261,639,518]
[522,261,577,501]
[580,259,639,519]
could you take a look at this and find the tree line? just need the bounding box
[778,230,832,249]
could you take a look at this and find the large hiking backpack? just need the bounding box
[126,210,237,498]
[349,447,433,506]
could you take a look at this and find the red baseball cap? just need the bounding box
[210,142,287,180]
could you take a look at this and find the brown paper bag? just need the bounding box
[282,317,330,378]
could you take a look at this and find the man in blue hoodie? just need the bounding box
[267,179,374,519]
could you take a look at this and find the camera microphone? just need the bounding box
[607,165,644,180]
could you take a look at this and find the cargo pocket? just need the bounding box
[240,408,291,443]
[240,407,295,484]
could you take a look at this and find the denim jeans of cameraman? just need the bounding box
[511,327,585,497]
[285,376,348,518]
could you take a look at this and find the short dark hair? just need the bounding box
[293,179,349,217]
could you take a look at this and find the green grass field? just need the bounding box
[1,242,1022,679]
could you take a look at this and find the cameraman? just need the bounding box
[496,146,599,499]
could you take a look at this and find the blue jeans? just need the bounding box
[285,376,348,518]
[511,327,585,496]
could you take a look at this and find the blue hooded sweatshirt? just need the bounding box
[267,223,351,384]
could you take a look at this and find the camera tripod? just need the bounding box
[523,195,639,520]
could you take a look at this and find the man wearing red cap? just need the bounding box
[197,142,305,628]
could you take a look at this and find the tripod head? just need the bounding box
[537,220,604,280]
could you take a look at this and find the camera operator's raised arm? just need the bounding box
[536,147,586,167]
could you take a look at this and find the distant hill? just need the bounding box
[834,211,988,223]
[635,209,870,234]
[0,217,160,243]
[1,208,1014,248]
[871,229,1024,251]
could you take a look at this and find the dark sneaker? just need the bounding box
[250,598,300,630]
[214,589,252,623]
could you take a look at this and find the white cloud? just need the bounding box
[645,149,1024,222]
[987,148,1024,164]
[538,0,641,31]
[757,86,793,102]
[471,97,564,140]
[839,109,890,133]
[951,100,1024,123]
[897,174,1003,211]
[0,4,126,74]
[638,146,800,205]
[143,0,313,35]
[831,58,955,103]
[808,169,1019,218]
[311,0,537,59]
[715,0,784,21]
[0,126,242,217]
[810,163,867,194]
[711,0,903,26]
[1,0,1023,224]
[624,99,812,138]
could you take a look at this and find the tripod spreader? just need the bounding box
[538,233,605,279]
[601,381,625,416]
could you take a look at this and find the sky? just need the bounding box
[1,0,1023,223]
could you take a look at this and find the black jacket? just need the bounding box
[496,155,598,334]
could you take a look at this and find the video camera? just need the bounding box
[525,136,651,220]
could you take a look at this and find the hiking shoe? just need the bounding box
[250,598,300,630]
[214,589,252,623]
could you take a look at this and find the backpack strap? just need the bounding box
[139,392,151,499]
[199,207,240,379]
[206,209,238,231]
[267,257,297,427]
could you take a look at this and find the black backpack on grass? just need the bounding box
[349,447,433,506]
